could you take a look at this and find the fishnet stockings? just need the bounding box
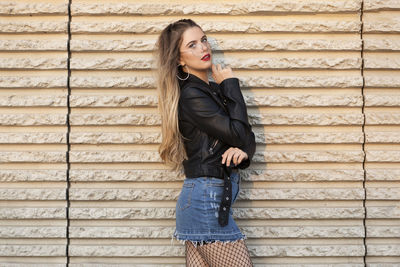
[185,241,209,267]
[185,239,253,267]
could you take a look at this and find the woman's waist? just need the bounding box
[182,162,238,180]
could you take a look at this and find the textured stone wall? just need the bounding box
[0,0,399,266]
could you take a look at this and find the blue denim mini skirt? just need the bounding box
[171,169,246,248]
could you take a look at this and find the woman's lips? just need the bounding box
[201,54,210,61]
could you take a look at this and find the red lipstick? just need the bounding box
[201,54,210,61]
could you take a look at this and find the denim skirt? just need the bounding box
[171,169,246,248]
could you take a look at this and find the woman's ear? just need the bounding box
[178,55,185,67]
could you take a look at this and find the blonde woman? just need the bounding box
[153,19,256,266]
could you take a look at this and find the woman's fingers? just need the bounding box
[221,149,226,164]
[225,150,235,166]
[232,150,246,165]
[212,63,234,84]
[236,153,245,165]
[212,63,221,73]
[232,151,240,165]
[221,147,247,166]
[221,147,232,165]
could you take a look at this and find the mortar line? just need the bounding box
[66,0,72,265]
[360,1,367,266]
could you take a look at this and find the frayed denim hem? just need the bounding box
[170,229,247,249]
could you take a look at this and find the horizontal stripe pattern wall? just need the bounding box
[0,0,69,266]
[0,0,399,266]
[363,1,400,266]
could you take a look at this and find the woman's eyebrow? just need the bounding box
[185,35,206,47]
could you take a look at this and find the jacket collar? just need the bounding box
[178,73,228,113]
[178,72,210,89]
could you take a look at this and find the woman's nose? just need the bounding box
[199,42,208,51]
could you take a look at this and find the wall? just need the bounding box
[0,0,399,266]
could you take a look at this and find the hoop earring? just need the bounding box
[176,64,190,81]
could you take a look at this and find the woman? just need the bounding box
[153,19,256,266]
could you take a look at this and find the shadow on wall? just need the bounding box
[208,35,264,211]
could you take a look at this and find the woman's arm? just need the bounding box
[218,77,256,168]
[212,64,255,168]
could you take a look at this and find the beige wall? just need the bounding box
[0,0,399,266]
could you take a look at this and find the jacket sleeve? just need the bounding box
[179,77,256,168]
[219,78,256,169]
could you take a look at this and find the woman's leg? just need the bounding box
[185,241,209,267]
[197,239,253,267]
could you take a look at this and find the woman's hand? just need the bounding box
[211,63,234,84]
[221,147,248,167]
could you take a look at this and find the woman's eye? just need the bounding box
[189,43,196,48]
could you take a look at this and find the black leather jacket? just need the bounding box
[178,73,256,179]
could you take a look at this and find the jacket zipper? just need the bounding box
[208,139,219,154]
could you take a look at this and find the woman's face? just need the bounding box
[179,26,212,76]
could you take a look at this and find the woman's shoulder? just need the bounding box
[180,82,211,99]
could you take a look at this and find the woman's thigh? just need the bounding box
[197,239,253,267]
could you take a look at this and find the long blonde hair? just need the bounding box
[153,19,202,171]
